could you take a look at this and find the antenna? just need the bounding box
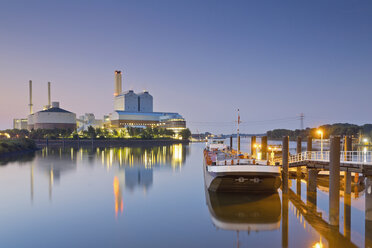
[299,113,304,130]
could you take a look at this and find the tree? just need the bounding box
[180,128,191,140]
[87,126,96,138]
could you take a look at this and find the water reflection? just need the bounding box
[22,145,187,204]
[2,143,372,247]
[205,190,281,232]
[95,144,187,169]
[366,177,372,248]
[0,151,35,166]
[123,167,153,192]
[113,176,123,217]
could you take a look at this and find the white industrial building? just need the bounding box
[28,102,76,130]
[77,113,103,132]
[13,118,28,129]
[138,91,153,112]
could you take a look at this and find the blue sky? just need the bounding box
[0,0,371,134]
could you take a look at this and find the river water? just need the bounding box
[0,141,370,247]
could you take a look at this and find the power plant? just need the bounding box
[14,81,77,130]
[13,70,187,133]
[109,70,186,132]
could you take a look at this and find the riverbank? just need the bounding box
[34,138,189,148]
[0,139,38,157]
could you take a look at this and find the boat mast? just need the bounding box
[237,109,240,154]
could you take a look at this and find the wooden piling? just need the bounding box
[230,136,233,150]
[282,136,289,194]
[329,136,340,226]
[261,136,267,160]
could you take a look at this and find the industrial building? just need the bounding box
[108,70,186,132]
[77,113,103,132]
[13,71,185,133]
[25,80,76,130]
[28,102,76,130]
[13,118,28,129]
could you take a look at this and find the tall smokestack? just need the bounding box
[29,80,33,114]
[48,82,51,107]
[114,70,122,96]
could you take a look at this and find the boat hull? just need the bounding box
[204,162,281,193]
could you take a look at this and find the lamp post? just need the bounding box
[317,130,323,159]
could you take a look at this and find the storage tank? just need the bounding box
[124,90,138,112]
[138,91,153,112]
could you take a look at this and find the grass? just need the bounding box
[0,139,37,155]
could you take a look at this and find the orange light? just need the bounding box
[113,176,123,217]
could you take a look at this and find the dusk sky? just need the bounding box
[1,0,371,134]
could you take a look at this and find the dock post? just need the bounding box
[262,136,267,160]
[230,136,233,150]
[46,138,49,147]
[251,136,256,158]
[296,136,302,177]
[365,177,372,247]
[282,136,289,194]
[329,136,340,226]
[307,169,318,210]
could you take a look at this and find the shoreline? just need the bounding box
[34,138,190,148]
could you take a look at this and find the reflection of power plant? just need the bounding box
[97,144,188,169]
[29,147,77,201]
[113,176,123,217]
[124,167,153,192]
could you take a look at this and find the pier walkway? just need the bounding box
[285,151,372,175]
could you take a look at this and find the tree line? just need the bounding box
[266,123,372,140]
[1,127,192,140]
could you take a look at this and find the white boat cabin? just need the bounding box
[206,138,228,151]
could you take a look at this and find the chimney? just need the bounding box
[48,82,51,108]
[114,70,122,96]
[29,80,33,114]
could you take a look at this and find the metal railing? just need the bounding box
[288,151,372,165]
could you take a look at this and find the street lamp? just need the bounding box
[317,130,323,159]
